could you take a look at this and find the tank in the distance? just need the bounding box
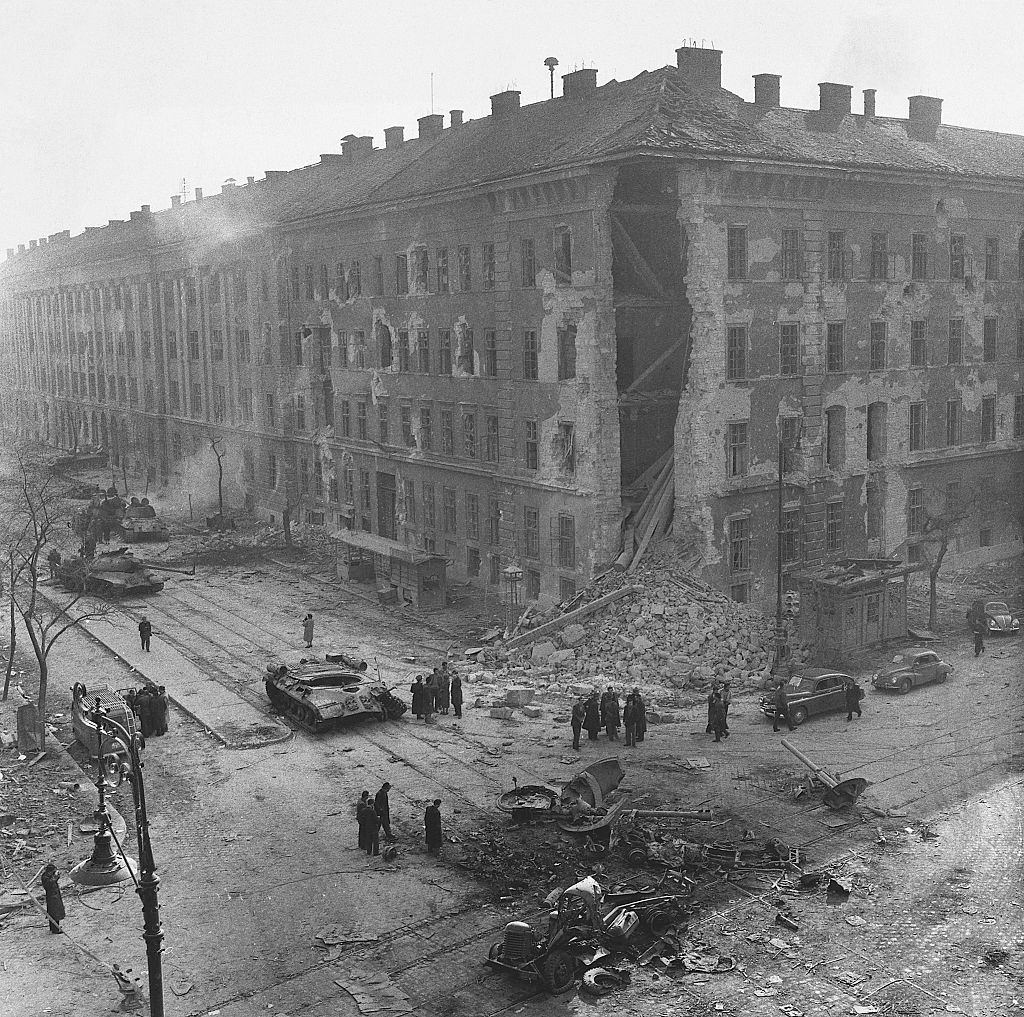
[120,497,170,543]
[55,548,165,597]
[264,657,407,733]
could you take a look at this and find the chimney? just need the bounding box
[675,45,722,91]
[384,125,405,148]
[341,134,374,158]
[29,240,37,249]
[17,244,25,253]
[171,195,181,207]
[264,170,287,182]
[417,114,444,139]
[246,175,255,185]
[818,82,852,116]
[141,204,151,214]
[908,95,942,141]
[562,68,598,99]
[221,179,237,193]
[449,109,463,127]
[6,249,13,259]
[863,89,876,118]
[490,90,521,119]
[129,211,143,221]
[38,238,47,246]
[194,187,203,201]
[753,73,781,107]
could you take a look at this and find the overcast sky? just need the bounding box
[1,0,1022,256]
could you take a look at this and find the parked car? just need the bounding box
[871,649,952,694]
[759,670,860,726]
[967,598,1020,635]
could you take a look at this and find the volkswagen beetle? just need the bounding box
[871,649,951,694]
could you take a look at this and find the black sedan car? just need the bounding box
[760,670,861,727]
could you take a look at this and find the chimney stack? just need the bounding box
[562,68,598,99]
[29,240,37,249]
[194,187,203,201]
[141,204,151,214]
[863,89,876,118]
[417,114,444,139]
[908,95,942,141]
[6,249,13,259]
[818,82,852,116]
[18,244,25,253]
[490,90,521,119]
[449,109,463,127]
[221,179,237,193]
[753,73,781,107]
[384,125,405,148]
[675,45,722,91]
[342,134,374,158]
[246,175,255,185]
[171,195,181,207]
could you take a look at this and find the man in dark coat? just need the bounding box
[356,791,372,850]
[601,686,620,741]
[138,616,152,652]
[423,672,437,724]
[772,681,795,733]
[583,692,601,741]
[151,686,169,736]
[845,678,863,722]
[570,697,586,750]
[632,688,647,742]
[135,687,155,739]
[374,782,394,842]
[709,692,729,742]
[706,681,721,733]
[623,694,639,747]
[974,629,985,657]
[41,863,65,933]
[436,668,451,714]
[449,668,463,719]
[361,797,381,856]
[410,676,425,719]
[424,799,442,856]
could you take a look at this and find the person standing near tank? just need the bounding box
[301,613,314,649]
[449,667,463,719]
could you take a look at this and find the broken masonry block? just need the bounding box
[489,707,514,720]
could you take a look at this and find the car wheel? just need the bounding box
[790,706,807,726]
[898,678,911,695]
[488,941,503,961]
[542,949,577,994]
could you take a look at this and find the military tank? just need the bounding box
[264,657,407,733]
[55,548,166,597]
[120,497,170,543]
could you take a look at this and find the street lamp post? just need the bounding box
[502,560,524,632]
[70,701,164,1017]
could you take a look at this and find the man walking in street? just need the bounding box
[356,790,372,851]
[623,693,639,747]
[845,678,863,722]
[449,667,463,719]
[709,692,729,742]
[721,680,733,720]
[410,675,425,719]
[301,613,314,649]
[362,797,381,857]
[152,686,169,736]
[138,616,152,652]
[706,680,721,734]
[632,688,647,743]
[570,696,586,750]
[424,799,442,856]
[374,782,395,842]
[423,671,437,724]
[772,680,795,733]
[601,686,620,741]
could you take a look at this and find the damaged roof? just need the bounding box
[7,63,1024,278]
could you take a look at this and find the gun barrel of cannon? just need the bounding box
[781,738,838,788]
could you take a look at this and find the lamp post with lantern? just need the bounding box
[502,560,524,633]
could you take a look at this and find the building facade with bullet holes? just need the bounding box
[1,44,1022,610]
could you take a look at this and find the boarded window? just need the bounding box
[553,226,572,284]
[911,233,928,280]
[870,232,889,279]
[524,330,539,380]
[826,322,845,373]
[557,324,577,381]
[869,322,886,370]
[945,399,961,446]
[983,317,997,361]
[825,501,844,553]
[981,396,996,442]
[781,229,800,279]
[948,319,963,365]
[867,402,887,461]
[827,231,846,280]
[521,238,536,287]
[949,233,966,279]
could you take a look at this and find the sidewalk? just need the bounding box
[65,599,291,750]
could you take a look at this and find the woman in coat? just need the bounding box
[410,676,425,719]
[424,799,443,855]
[631,688,648,742]
[41,864,65,933]
[583,692,601,741]
[709,693,729,742]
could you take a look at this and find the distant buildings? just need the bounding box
[2,44,1021,609]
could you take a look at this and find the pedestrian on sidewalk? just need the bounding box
[152,685,169,736]
[601,686,620,741]
[709,692,729,742]
[845,678,863,722]
[41,863,65,934]
[375,782,395,842]
[449,668,463,719]
[301,613,314,649]
[623,693,639,747]
[974,629,986,657]
[138,616,152,652]
[583,691,601,742]
[356,791,372,851]
[772,681,795,733]
[570,697,586,750]
[424,799,443,856]
[632,688,647,742]
[410,675,425,719]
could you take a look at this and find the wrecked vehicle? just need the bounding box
[872,649,951,694]
[264,659,407,732]
[119,498,170,543]
[967,598,1020,635]
[71,682,140,757]
[561,757,626,810]
[760,670,861,726]
[55,548,166,597]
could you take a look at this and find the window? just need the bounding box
[295,394,306,431]
[336,261,347,298]
[950,233,966,280]
[946,399,961,446]
[983,317,997,362]
[489,553,502,585]
[263,392,275,427]
[378,401,389,444]
[825,501,844,553]
[482,243,495,290]
[485,414,499,463]
[521,238,536,287]
[394,254,408,295]
[781,229,800,279]
[1015,394,1023,439]
[299,458,309,492]
[780,416,800,468]
[294,328,305,366]
[525,568,540,600]
[456,325,474,375]
[726,326,747,380]
[418,407,432,450]
[559,576,577,601]
[401,404,414,446]
[354,330,367,369]
[728,516,750,573]
[188,331,200,360]
[910,320,927,367]
[211,329,224,361]
[128,379,138,406]
[979,526,993,548]
[240,387,254,422]
[349,260,361,297]
[909,401,925,451]
[827,231,846,280]
[422,483,435,528]
[483,330,498,377]
[985,237,999,280]
[557,324,577,381]
[907,488,926,535]
[372,256,384,297]
[869,322,886,371]
[867,402,887,461]
[948,319,964,365]
[870,232,889,280]
[187,279,198,305]
[466,547,481,577]
[553,226,572,284]
[190,381,203,416]
[524,330,539,380]
[557,513,576,569]
[339,399,350,437]
[413,249,429,293]
[727,421,748,477]
[236,328,251,363]
[556,422,575,473]
[397,330,410,372]
[458,246,472,291]
[378,322,393,369]
[320,264,329,299]
[303,266,315,300]
[462,411,477,459]
[402,479,416,526]
[726,226,747,280]
[417,330,430,373]
[439,329,452,374]
[779,322,799,377]
[357,401,368,439]
[442,487,457,533]
[824,406,845,468]
[781,509,801,564]
[525,420,539,470]
[318,329,332,369]
[524,506,539,559]
[465,494,480,539]
[436,407,453,455]
[981,395,996,442]
[436,248,449,292]
[266,453,278,489]
[867,483,883,541]
[826,322,845,373]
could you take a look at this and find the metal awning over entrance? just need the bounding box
[330,528,435,565]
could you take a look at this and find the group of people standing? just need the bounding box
[124,685,169,739]
[355,783,444,858]
[706,679,733,741]
[570,687,647,749]
[409,663,462,722]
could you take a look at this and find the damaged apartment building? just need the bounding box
[1,44,1022,609]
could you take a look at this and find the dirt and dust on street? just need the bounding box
[1,468,1022,1017]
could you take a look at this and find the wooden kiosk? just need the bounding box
[331,529,448,610]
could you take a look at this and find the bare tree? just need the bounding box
[915,484,978,630]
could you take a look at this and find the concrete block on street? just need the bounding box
[505,688,535,707]
[522,706,543,718]
[489,707,514,720]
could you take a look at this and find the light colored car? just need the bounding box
[871,649,951,694]
[967,599,1020,635]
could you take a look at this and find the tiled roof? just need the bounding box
[6,63,1024,280]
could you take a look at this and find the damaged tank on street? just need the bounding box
[264,657,407,733]
[55,548,166,597]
